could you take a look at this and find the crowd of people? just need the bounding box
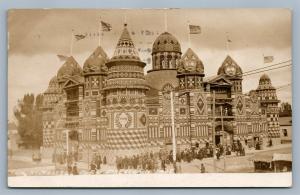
[112,142,246,173]
[49,141,247,174]
[89,154,107,174]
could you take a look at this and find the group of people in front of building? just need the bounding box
[51,141,248,174]
[89,154,107,174]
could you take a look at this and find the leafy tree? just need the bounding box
[279,102,292,117]
[14,93,44,148]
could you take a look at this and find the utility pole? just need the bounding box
[220,105,226,172]
[170,91,177,173]
[212,90,216,172]
[187,92,193,147]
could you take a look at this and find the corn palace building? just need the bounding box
[41,23,281,162]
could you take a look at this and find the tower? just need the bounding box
[176,48,209,147]
[55,56,83,153]
[103,24,149,161]
[145,31,182,148]
[42,76,60,148]
[214,55,244,145]
[256,74,281,144]
[82,46,109,151]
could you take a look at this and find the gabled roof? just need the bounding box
[83,46,109,75]
[205,74,232,86]
[217,55,243,77]
[62,75,84,89]
[57,56,83,81]
[178,48,204,75]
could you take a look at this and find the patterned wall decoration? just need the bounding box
[236,96,244,115]
[114,112,134,129]
[137,112,147,128]
[196,94,205,115]
[162,83,174,100]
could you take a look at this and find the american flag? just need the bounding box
[264,56,274,63]
[189,25,201,34]
[74,34,86,41]
[101,21,112,31]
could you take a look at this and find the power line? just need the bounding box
[243,64,292,77]
[276,83,291,91]
[243,60,291,74]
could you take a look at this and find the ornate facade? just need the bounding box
[41,23,281,162]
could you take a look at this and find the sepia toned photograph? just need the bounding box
[7,8,292,187]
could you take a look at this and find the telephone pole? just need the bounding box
[170,91,177,173]
[212,90,216,172]
[220,105,226,172]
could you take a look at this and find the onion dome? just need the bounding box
[83,46,109,75]
[177,48,204,75]
[57,56,83,83]
[45,76,59,93]
[257,74,275,90]
[110,24,140,62]
[217,55,243,77]
[152,32,181,54]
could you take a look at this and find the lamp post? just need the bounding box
[212,90,216,172]
[220,105,226,172]
[170,91,177,173]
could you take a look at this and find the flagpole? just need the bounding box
[164,11,168,32]
[124,12,127,25]
[187,20,191,48]
[170,91,177,173]
[98,17,101,46]
[226,32,230,54]
[70,29,74,56]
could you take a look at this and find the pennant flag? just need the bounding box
[145,30,152,36]
[74,34,86,41]
[101,21,112,31]
[189,25,201,34]
[57,54,69,62]
[264,56,274,63]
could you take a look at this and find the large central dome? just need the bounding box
[150,32,182,72]
[152,32,181,54]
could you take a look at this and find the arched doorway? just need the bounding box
[215,124,233,146]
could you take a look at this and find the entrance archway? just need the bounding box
[215,125,233,146]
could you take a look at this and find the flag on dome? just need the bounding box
[57,54,69,62]
[264,56,274,63]
[74,34,86,41]
[101,21,112,31]
[189,25,201,34]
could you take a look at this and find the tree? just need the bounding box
[279,102,292,117]
[14,93,44,148]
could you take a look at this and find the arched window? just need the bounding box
[167,54,172,68]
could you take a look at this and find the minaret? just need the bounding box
[103,23,149,162]
[82,46,109,150]
[256,74,281,144]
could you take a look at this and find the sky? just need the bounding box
[8,9,292,120]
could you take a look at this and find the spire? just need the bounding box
[111,24,140,61]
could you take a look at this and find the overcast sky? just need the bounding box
[8,9,292,120]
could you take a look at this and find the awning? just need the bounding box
[272,153,292,162]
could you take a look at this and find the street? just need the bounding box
[8,143,291,176]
